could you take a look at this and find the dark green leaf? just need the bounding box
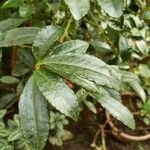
[19,76,49,150]
[121,71,146,102]
[51,40,89,55]
[12,63,30,77]
[0,27,40,47]
[97,0,124,17]
[0,94,16,109]
[18,49,35,68]
[92,87,135,129]
[33,69,79,120]
[32,25,62,60]
[39,54,120,91]
[64,0,90,20]
[90,40,111,54]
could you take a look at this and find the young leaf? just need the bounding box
[0,18,26,33]
[92,87,135,129]
[33,69,79,120]
[19,76,49,150]
[0,27,40,47]
[32,25,62,60]
[97,0,124,17]
[50,40,89,55]
[64,0,90,20]
[38,54,120,91]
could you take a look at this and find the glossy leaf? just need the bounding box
[33,69,79,120]
[97,0,124,17]
[19,76,49,150]
[92,87,135,129]
[38,54,120,91]
[51,40,89,55]
[32,25,62,60]
[0,27,40,47]
[0,18,26,33]
[64,0,90,20]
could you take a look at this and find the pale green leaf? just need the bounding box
[0,18,26,33]
[19,76,49,150]
[33,69,79,120]
[92,87,135,129]
[0,27,40,47]
[32,25,62,60]
[38,54,120,91]
[97,0,124,17]
[64,0,90,20]
[51,40,89,55]
[0,76,20,84]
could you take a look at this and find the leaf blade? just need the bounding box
[97,0,124,17]
[92,87,135,129]
[33,69,79,120]
[19,76,49,150]
[51,40,89,55]
[64,0,90,20]
[0,27,40,47]
[32,25,62,60]
[0,18,26,33]
[39,54,120,91]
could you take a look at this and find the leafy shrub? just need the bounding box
[0,0,149,149]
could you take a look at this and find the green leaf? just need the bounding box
[38,54,120,91]
[97,0,124,17]
[19,3,35,18]
[121,71,146,102]
[0,76,20,84]
[142,10,150,20]
[19,76,49,150]
[51,40,89,55]
[0,94,16,109]
[64,0,90,20]
[32,25,62,60]
[92,87,135,129]
[1,0,23,8]
[90,40,111,54]
[143,99,150,114]
[18,49,35,68]
[0,27,40,47]
[0,18,26,33]
[33,69,79,120]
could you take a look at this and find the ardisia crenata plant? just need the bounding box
[0,25,146,149]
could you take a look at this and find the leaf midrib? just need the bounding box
[31,77,40,150]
